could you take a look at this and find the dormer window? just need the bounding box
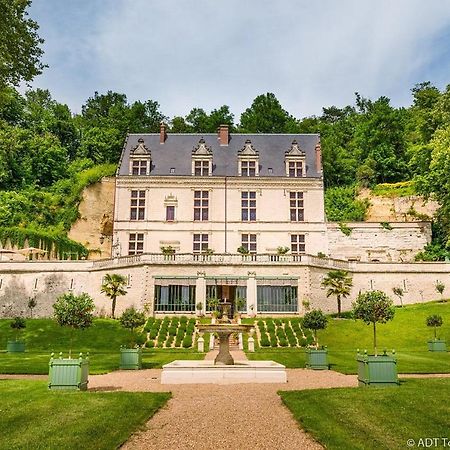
[285,140,306,177]
[238,140,259,177]
[129,138,151,176]
[192,138,213,176]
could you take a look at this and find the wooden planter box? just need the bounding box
[48,353,89,391]
[120,348,142,370]
[357,350,399,387]
[305,347,328,370]
[428,339,447,352]
[6,341,25,353]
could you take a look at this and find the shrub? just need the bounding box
[279,338,288,347]
[135,332,147,346]
[182,335,193,348]
[299,337,307,347]
[260,335,270,347]
[144,318,154,332]
[10,316,26,341]
[165,335,174,347]
[180,316,188,325]
[168,326,177,336]
[145,340,155,348]
[119,307,146,347]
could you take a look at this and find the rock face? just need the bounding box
[68,177,115,259]
[358,189,439,222]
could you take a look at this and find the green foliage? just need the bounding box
[435,281,445,296]
[372,181,416,197]
[10,316,26,330]
[100,273,128,319]
[0,0,45,86]
[276,246,290,255]
[338,222,352,236]
[322,270,353,317]
[119,307,146,347]
[352,290,395,355]
[426,314,443,340]
[324,186,369,221]
[380,221,393,230]
[53,292,95,356]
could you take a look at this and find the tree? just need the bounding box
[119,306,146,347]
[302,310,328,348]
[239,93,292,133]
[10,316,26,341]
[435,281,445,299]
[27,297,37,318]
[352,290,395,356]
[322,270,353,317]
[426,314,443,340]
[100,274,128,318]
[53,292,95,357]
[0,0,46,87]
[392,286,404,307]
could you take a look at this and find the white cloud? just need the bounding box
[31,0,450,119]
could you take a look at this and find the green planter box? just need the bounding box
[357,350,399,387]
[6,341,25,353]
[428,339,447,352]
[48,353,89,391]
[120,348,142,370]
[305,347,328,370]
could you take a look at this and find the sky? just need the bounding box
[28,0,450,120]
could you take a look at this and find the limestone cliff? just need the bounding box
[68,177,115,259]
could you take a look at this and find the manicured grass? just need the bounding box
[0,318,204,374]
[0,349,204,374]
[0,379,170,450]
[247,301,450,373]
[279,378,449,450]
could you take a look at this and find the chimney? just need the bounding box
[315,140,322,173]
[160,122,167,144]
[218,124,229,146]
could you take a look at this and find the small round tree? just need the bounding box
[302,310,328,349]
[10,316,26,341]
[53,292,95,358]
[435,281,445,300]
[27,297,37,318]
[426,314,443,340]
[119,307,146,347]
[392,287,404,307]
[352,290,395,356]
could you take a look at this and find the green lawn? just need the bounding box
[279,378,449,450]
[247,301,450,373]
[0,379,170,450]
[0,318,204,374]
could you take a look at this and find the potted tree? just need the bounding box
[49,292,95,390]
[207,297,220,324]
[352,290,398,387]
[196,301,204,317]
[303,310,328,370]
[7,317,26,353]
[100,273,128,319]
[322,270,353,318]
[119,306,146,370]
[426,315,446,352]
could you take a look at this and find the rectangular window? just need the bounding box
[154,284,196,312]
[194,191,209,221]
[194,160,209,176]
[132,160,148,176]
[128,233,144,255]
[193,234,209,253]
[291,234,305,254]
[130,190,146,220]
[166,205,175,221]
[257,285,298,312]
[241,191,256,221]
[289,161,303,177]
[290,192,304,222]
[241,160,256,176]
[241,233,257,254]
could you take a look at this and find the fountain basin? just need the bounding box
[161,360,287,384]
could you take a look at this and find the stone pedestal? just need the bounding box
[215,332,234,365]
[248,336,255,352]
[197,336,204,353]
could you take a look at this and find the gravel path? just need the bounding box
[88,367,357,450]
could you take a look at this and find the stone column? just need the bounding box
[247,271,257,316]
[197,336,204,353]
[196,271,206,315]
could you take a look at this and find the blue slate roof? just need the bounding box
[118,133,321,178]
